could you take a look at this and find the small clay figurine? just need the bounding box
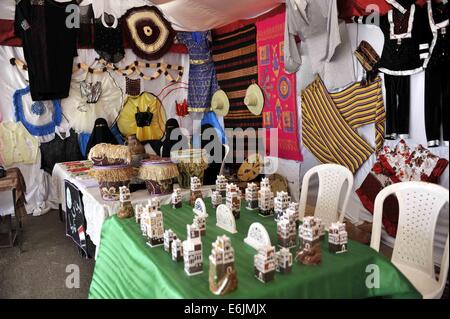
[193,213,207,236]
[135,203,144,224]
[296,216,323,265]
[276,248,293,274]
[225,183,241,219]
[164,229,177,253]
[171,188,183,209]
[209,235,238,295]
[328,222,348,254]
[117,186,134,219]
[273,191,290,221]
[182,224,203,276]
[258,178,274,217]
[254,245,276,283]
[277,209,297,249]
[216,175,228,197]
[211,190,223,209]
[245,182,259,210]
[145,200,164,247]
[295,242,322,265]
[189,176,203,206]
[171,238,183,262]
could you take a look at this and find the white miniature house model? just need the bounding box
[190,176,203,206]
[172,238,183,262]
[211,190,223,209]
[119,186,131,202]
[277,209,297,249]
[258,178,274,217]
[298,216,323,249]
[254,245,276,283]
[245,182,259,210]
[145,199,164,247]
[135,203,144,224]
[193,213,207,236]
[286,202,300,223]
[183,224,203,276]
[216,175,228,196]
[276,248,293,274]
[164,229,177,253]
[226,183,242,219]
[171,188,183,209]
[209,235,236,284]
[328,222,348,254]
[274,191,291,220]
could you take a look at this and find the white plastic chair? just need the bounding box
[370,182,449,299]
[299,164,354,229]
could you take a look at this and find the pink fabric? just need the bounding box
[256,13,302,161]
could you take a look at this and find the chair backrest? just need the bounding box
[299,164,354,229]
[371,182,449,280]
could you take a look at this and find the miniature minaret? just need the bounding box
[254,245,276,283]
[258,178,274,217]
[171,188,183,209]
[245,182,259,211]
[183,224,203,276]
[164,229,177,253]
[328,222,348,254]
[171,238,183,262]
[276,248,293,274]
[226,183,242,219]
[277,209,297,248]
[117,186,134,219]
[190,176,203,206]
[209,235,238,295]
[274,191,291,221]
[193,213,207,236]
[286,202,300,224]
[145,199,164,247]
[216,175,228,197]
[211,190,223,209]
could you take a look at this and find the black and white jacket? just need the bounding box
[423,0,450,69]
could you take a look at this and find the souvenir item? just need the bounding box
[177,31,219,113]
[145,202,164,248]
[245,183,259,210]
[61,72,123,134]
[94,13,125,64]
[286,202,300,224]
[118,92,167,142]
[176,100,189,117]
[211,191,223,209]
[193,213,207,236]
[258,178,274,217]
[13,86,62,140]
[302,76,385,173]
[183,224,204,276]
[135,203,144,224]
[85,118,120,158]
[295,242,322,266]
[274,191,291,221]
[171,149,209,188]
[237,154,262,182]
[276,248,293,274]
[254,246,276,283]
[244,84,264,116]
[117,186,134,219]
[164,229,177,253]
[123,6,175,61]
[171,238,184,262]
[244,222,271,251]
[88,143,131,166]
[140,198,161,236]
[193,198,207,217]
[215,175,228,197]
[189,176,203,206]
[211,90,230,117]
[125,77,141,97]
[0,122,39,166]
[139,158,179,195]
[225,183,242,219]
[209,236,238,295]
[296,217,324,265]
[258,13,301,161]
[90,165,134,201]
[277,208,297,249]
[329,222,348,254]
[171,188,183,209]
[216,204,237,234]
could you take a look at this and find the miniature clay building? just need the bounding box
[216,175,228,196]
[135,203,144,224]
[277,209,297,248]
[274,191,291,221]
[245,182,259,210]
[328,222,348,254]
[226,183,242,219]
[193,213,207,236]
[286,201,300,223]
[258,178,274,217]
[171,238,183,262]
[164,229,177,253]
[117,186,134,219]
[296,216,323,265]
[146,202,164,247]
[211,190,223,209]
[254,245,276,283]
[276,248,293,274]
[189,176,203,206]
[171,188,183,209]
[209,235,238,295]
[183,224,203,276]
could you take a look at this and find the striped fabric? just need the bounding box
[212,24,262,129]
[301,76,386,173]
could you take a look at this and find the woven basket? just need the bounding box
[90,165,134,201]
[170,149,209,188]
[138,158,179,195]
[88,143,132,166]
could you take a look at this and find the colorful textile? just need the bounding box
[177,31,219,113]
[257,13,301,161]
[212,24,261,128]
[88,198,421,299]
[301,76,386,173]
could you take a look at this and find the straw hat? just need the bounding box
[211,90,230,117]
[244,84,264,115]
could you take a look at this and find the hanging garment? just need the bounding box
[78,3,94,47]
[384,74,411,139]
[61,72,123,134]
[13,86,62,142]
[177,31,219,113]
[14,0,79,101]
[118,92,166,142]
[94,13,125,63]
[301,76,386,173]
[40,129,84,175]
[0,121,39,167]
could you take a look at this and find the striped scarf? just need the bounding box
[301,76,385,173]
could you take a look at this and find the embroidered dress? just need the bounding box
[177,31,219,113]
[0,121,39,166]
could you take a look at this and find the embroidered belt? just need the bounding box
[190,59,211,65]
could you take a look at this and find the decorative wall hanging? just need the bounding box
[123,6,176,61]
[61,72,123,134]
[13,86,62,140]
[94,13,125,64]
[117,92,166,142]
[256,13,301,161]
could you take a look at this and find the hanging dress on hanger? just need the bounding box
[94,12,125,63]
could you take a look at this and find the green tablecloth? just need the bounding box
[89,199,421,299]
